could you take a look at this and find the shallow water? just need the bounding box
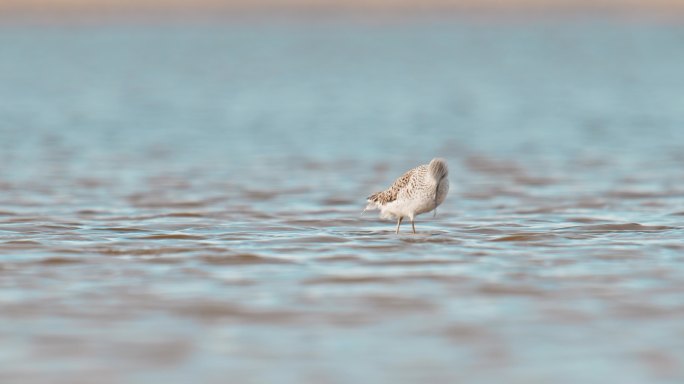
[1,19,684,384]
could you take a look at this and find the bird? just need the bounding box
[364,158,449,234]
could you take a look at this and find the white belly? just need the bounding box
[379,178,449,220]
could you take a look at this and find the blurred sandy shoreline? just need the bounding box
[2,0,684,22]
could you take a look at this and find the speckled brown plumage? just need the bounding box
[365,158,449,234]
[366,167,416,205]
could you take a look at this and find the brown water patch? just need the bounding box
[76,209,106,215]
[528,257,577,267]
[303,275,402,285]
[316,255,365,263]
[514,207,561,214]
[572,223,674,232]
[159,212,206,218]
[462,227,506,235]
[553,274,625,284]
[30,334,89,353]
[513,175,557,186]
[308,209,354,216]
[464,155,523,175]
[105,213,213,221]
[399,235,459,244]
[237,211,276,220]
[3,239,42,245]
[0,216,51,224]
[594,250,645,261]
[128,196,221,209]
[541,308,594,323]
[566,217,607,223]
[640,201,666,208]
[610,302,683,319]
[442,324,494,343]
[140,234,207,240]
[0,210,17,216]
[227,225,288,233]
[282,219,333,227]
[320,197,355,206]
[478,283,546,296]
[74,177,106,188]
[607,190,682,199]
[146,176,192,189]
[364,259,463,266]
[198,254,295,265]
[361,295,436,313]
[97,247,199,256]
[53,248,88,254]
[142,257,187,264]
[218,279,258,287]
[171,302,301,323]
[242,187,309,201]
[474,250,496,257]
[37,224,82,231]
[108,339,193,366]
[574,199,609,209]
[95,214,156,221]
[242,190,278,201]
[460,187,529,200]
[304,273,456,285]
[635,350,683,378]
[94,227,151,233]
[492,233,556,242]
[38,257,83,265]
[354,244,409,252]
[318,312,376,327]
[363,259,465,267]
[1,240,44,250]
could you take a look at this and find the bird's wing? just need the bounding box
[367,167,416,205]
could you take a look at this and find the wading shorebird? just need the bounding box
[364,158,449,234]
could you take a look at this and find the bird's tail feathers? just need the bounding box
[428,158,448,182]
[429,158,448,216]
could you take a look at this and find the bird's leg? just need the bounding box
[395,217,403,234]
[411,219,416,234]
[433,184,441,217]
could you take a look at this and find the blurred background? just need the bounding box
[2,1,684,384]
[2,0,684,13]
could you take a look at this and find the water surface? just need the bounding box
[1,19,684,384]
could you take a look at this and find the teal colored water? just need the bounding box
[1,20,684,384]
